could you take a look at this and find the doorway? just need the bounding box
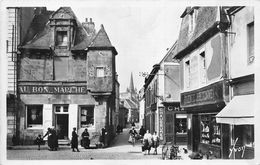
[56,114,68,139]
[54,105,69,140]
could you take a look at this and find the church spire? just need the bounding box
[129,72,135,93]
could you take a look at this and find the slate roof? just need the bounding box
[21,9,54,49]
[175,7,230,59]
[20,7,117,54]
[124,99,138,109]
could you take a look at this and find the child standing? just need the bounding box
[35,134,43,150]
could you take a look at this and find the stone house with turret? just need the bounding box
[15,7,118,146]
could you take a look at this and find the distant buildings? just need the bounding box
[143,42,186,144]
[120,73,139,125]
[8,7,118,146]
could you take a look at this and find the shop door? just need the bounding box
[192,115,200,152]
[54,105,69,140]
[56,114,69,139]
[165,111,174,142]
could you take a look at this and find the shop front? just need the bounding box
[17,83,110,145]
[160,103,187,145]
[216,94,255,159]
[181,81,227,158]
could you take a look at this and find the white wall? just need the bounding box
[68,104,78,140]
[229,7,254,78]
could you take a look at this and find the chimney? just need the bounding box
[82,17,96,36]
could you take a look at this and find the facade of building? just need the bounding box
[16,7,118,146]
[216,7,254,159]
[144,42,185,144]
[120,73,139,124]
[174,6,254,159]
[138,87,145,127]
[6,7,42,145]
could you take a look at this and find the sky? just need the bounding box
[46,2,185,93]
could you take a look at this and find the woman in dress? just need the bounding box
[71,127,80,152]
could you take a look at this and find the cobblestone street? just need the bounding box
[7,128,169,160]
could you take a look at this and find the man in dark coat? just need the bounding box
[139,126,146,138]
[81,128,90,149]
[43,128,54,151]
[71,127,80,152]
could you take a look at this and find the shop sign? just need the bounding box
[159,107,164,140]
[18,85,87,94]
[181,81,223,107]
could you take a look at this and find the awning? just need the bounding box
[216,94,255,125]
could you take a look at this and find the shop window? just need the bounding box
[56,31,68,47]
[96,67,105,77]
[80,106,94,127]
[247,22,254,64]
[27,105,43,127]
[200,115,221,145]
[175,115,187,134]
[234,125,254,148]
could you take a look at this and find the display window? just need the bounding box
[175,114,187,134]
[200,114,221,145]
[27,105,43,128]
[80,106,94,127]
[234,125,254,148]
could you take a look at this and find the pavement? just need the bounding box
[6,127,192,160]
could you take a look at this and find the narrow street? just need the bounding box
[7,128,162,160]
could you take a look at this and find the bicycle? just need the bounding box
[131,134,136,146]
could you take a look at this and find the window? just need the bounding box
[234,125,254,148]
[54,105,69,113]
[247,22,254,64]
[80,106,94,127]
[27,105,43,127]
[200,115,221,146]
[56,31,68,46]
[199,51,206,85]
[175,114,187,134]
[185,60,190,89]
[96,67,105,77]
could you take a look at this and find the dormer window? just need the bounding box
[56,31,68,47]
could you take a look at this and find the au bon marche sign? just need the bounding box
[18,85,87,94]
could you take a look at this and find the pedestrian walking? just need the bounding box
[71,127,80,152]
[131,122,135,127]
[128,127,138,146]
[142,130,152,155]
[43,127,56,151]
[100,128,107,147]
[152,131,159,155]
[139,126,146,138]
[81,128,90,149]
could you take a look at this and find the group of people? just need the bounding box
[36,127,91,152]
[41,127,58,151]
[128,125,160,155]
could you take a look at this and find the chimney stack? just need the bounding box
[82,17,96,36]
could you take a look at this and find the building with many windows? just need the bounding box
[14,7,118,146]
[174,6,254,159]
[144,42,184,144]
